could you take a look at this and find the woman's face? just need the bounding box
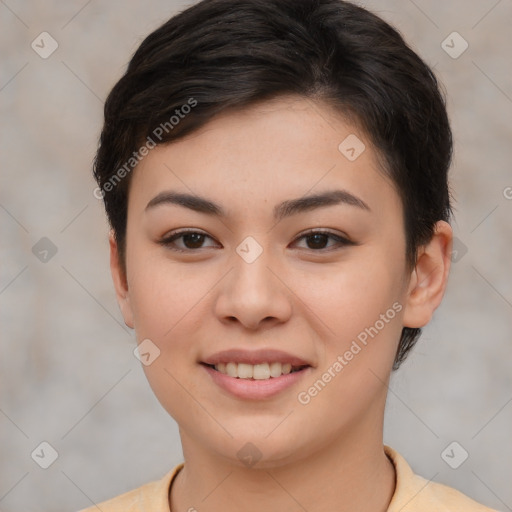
[113,96,416,467]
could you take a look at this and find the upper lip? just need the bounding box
[201,349,312,367]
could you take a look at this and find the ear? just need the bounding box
[402,220,453,328]
[109,231,134,329]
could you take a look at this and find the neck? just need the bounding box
[170,412,395,512]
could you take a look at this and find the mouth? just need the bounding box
[200,360,313,400]
[200,362,310,380]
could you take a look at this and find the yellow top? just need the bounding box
[78,446,498,511]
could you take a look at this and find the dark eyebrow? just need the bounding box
[274,189,371,220]
[145,189,371,219]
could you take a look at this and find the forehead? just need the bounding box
[129,96,401,220]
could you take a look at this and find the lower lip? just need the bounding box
[201,364,311,400]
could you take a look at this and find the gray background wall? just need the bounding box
[1,1,511,511]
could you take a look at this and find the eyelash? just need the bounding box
[158,228,355,253]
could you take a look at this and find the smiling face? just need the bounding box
[110,95,444,468]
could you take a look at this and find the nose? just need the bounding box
[213,244,293,331]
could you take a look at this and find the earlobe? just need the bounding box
[109,232,134,329]
[402,220,453,328]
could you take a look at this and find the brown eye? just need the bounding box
[304,233,330,249]
[293,230,354,251]
[159,230,218,252]
[159,228,354,253]
[181,232,206,249]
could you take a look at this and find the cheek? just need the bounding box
[298,256,402,339]
[125,252,213,421]
[126,244,212,338]
[293,260,403,423]
[298,252,405,404]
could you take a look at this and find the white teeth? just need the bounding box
[213,361,298,379]
[237,363,253,379]
[270,361,286,377]
[253,363,270,380]
[226,362,238,377]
